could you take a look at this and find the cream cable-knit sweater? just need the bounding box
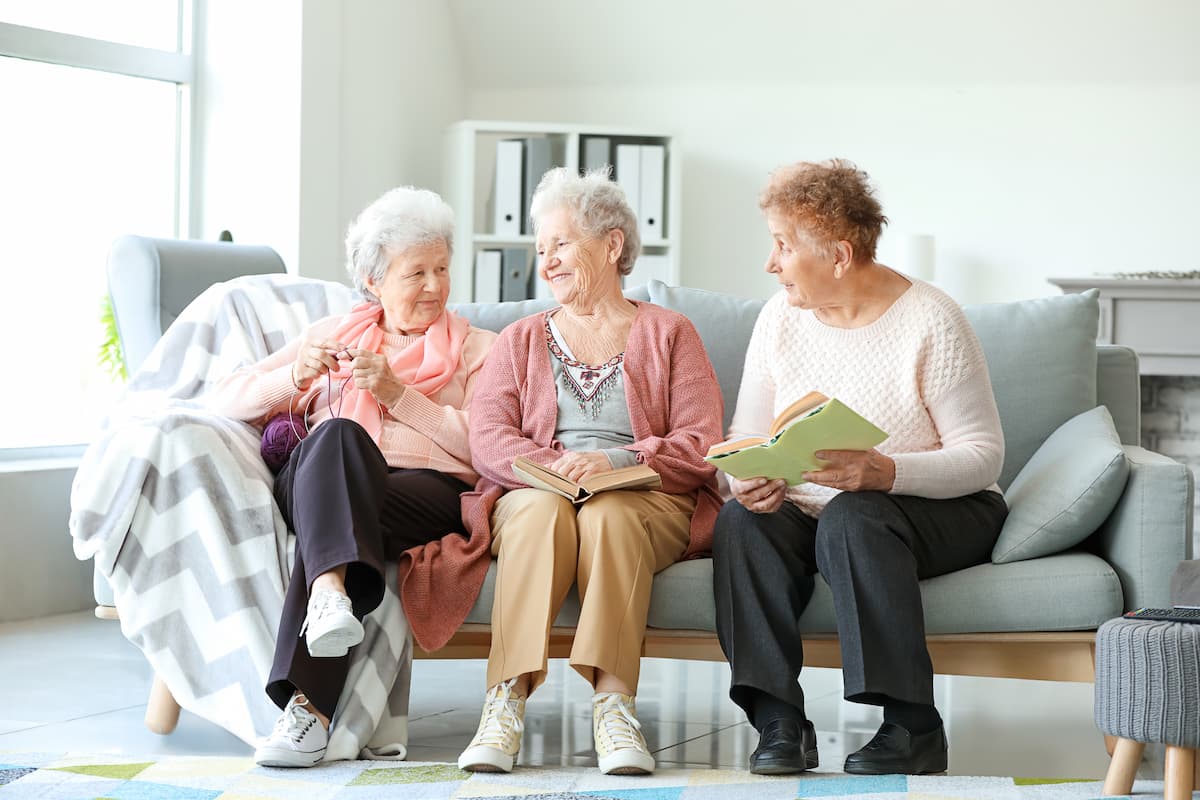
[730,279,1004,517]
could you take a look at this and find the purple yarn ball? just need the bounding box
[261,413,307,472]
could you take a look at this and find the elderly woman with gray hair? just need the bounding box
[209,186,496,768]
[457,168,724,776]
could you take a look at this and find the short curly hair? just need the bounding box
[759,159,888,262]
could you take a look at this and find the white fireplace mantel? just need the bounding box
[1049,277,1200,376]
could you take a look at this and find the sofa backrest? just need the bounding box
[107,235,286,374]
[640,281,1114,492]
[138,248,1127,492]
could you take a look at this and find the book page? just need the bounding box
[580,463,662,493]
[769,390,829,437]
[512,457,585,502]
[705,435,768,458]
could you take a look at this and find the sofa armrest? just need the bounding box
[1090,444,1194,610]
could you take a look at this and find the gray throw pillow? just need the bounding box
[992,405,1129,564]
[963,290,1100,490]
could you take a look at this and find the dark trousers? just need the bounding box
[712,489,1007,729]
[267,418,468,718]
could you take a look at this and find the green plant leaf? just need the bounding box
[98,294,127,382]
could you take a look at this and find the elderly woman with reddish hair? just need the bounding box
[712,160,1006,776]
[457,167,724,777]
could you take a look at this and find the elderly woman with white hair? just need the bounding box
[457,168,724,776]
[209,186,496,768]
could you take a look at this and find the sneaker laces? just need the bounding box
[595,693,646,751]
[473,678,524,749]
[273,696,318,744]
[299,589,353,638]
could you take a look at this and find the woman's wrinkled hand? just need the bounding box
[549,450,612,483]
[291,338,348,391]
[802,448,896,492]
[731,476,788,514]
[345,349,406,408]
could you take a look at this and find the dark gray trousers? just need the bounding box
[712,489,1007,728]
[267,418,468,717]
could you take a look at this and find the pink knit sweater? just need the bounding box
[207,314,497,485]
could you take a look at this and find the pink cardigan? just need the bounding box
[469,303,725,530]
[401,302,725,650]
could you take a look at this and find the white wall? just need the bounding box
[198,0,465,284]
[466,82,1200,303]
[298,0,466,283]
[335,0,466,279]
[447,0,1200,302]
[194,0,303,269]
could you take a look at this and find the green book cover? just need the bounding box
[705,398,888,485]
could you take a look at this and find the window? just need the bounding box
[0,3,193,452]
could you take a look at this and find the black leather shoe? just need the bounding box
[844,722,947,775]
[749,718,819,774]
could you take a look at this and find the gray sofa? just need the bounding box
[100,236,1195,691]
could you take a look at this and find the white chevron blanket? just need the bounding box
[69,274,414,760]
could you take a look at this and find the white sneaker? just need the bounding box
[300,587,363,657]
[593,692,655,775]
[254,694,328,767]
[457,678,526,773]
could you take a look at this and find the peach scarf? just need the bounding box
[329,302,469,440]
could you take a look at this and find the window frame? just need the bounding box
[0,5,195,459]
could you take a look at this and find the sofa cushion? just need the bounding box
[646,280,767,430]
[465,550,1123,634]
[992,405,1130,564]
[963,290,1100,490]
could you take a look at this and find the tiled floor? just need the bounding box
[0,611,1149,779]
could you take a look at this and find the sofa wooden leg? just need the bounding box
[1102,737,1143,796]
[1164,745,1194,800]
[145,674,181,735]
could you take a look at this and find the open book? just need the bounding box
[705,391,888,485]
[512,456,662,505]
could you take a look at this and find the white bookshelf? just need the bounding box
[443,120,681,303]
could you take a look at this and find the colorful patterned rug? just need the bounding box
[0,752,1157,799]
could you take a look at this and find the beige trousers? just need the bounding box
[487,487,695,694]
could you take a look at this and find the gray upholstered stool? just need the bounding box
[1094,617,1200,799]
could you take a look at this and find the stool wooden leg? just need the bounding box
[1102,738,1144,796]
[145,674,181,735]
[1164,746,1194,800]
[1194,748,1200,791]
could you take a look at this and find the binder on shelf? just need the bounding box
[474,249,502,303]
[639,145,665,240]
[501,247,531,302]
[615,144,641,221]
[522,138,553,235]
[582,136,611,174]
[493,139,524,236]
[625,254,670,290]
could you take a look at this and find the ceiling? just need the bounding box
[447,0,1200,89]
